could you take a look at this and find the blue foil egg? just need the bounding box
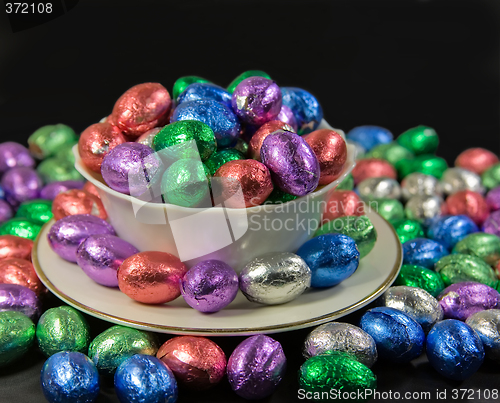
[114,354,178,403]
[280,87,323,135]
[402,238,449,269]
[426,319,485,380]
[346,126,393,151]
[296,234,360,288]
[426,215,478,250]
[360,307,425,363]
[177,83,232,108]
[172,99,240,147]
[40,351,99,403]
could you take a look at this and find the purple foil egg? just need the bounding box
[486,186,500,211]
[231,77,282,126]
[0,142,35,173]
[0,200,13,223]
[40,181,85,200]
[101,142,164,196]
[180,260,239,313]
[483,210,500,237]
[1,167,42,206]
[261,131,320,196]
[76,234,139,287]
[0,283,41,320]
[47,214,116,262]
[276,105,298,133]
[227,334,286,400]
[438,282,500,321]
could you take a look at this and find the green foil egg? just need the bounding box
[234,138,249,156]
[398,154,448,179]
[394,264,445,297]
[37,158,84,184]
[204,149,244,176]
[397,125,439,155]
[315,215,377,258]
[88,325,158,376]
[367,198,405,222]
[264,187,298,204]
[365,142,414,169]
[435,253,498,288]
[0,311,35,367]
[336,173,354,191]
[36,306,90,357]
[453,233,500,266]
[28,124,78,159]
[0,218,42,240]
[227,70,272,94]
[153,120,217,162]
[482,163,500,190]
[54,142,77,164]
[298,352,377,401]
[172,76,211,101]
[390,219,425,244]
[15,199,53,224]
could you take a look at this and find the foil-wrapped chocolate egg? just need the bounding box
[239,252,311,305]
[110,83,171,137]
[213,159,273,208]
[455,147,499,174]
[0,311,35,367]
[360,307,424,363]
[372,198,405,222]
[486,186,500,211]
[336,173,354,191]
[402,238,448,269]
[248,120,294,161]
[172,99,240,147]
[365,141,414,168]
[394,264,445,297]
[397,125,439,155]
[101,142,164,196]
[466,309,500,362]
[227,334,286,399]
[401,172,443,201]
[227,70,271,94]
[173,76,211,100]
[178,82,232,107]
[37,159,82,184]
[78,122,127,173]
[157,336,226,390]
[303,322,377,367]
[0,258,45,296]
[453,232,500,266]
[297,234,360,288]
[0,218,42,240]
[0,283,40,320]
[83,181,101,199]
[261,131,319,196]
[232,77,282,126]
[276,104,298,132]
[76,234,139,287]
[36,306,91,357]
[52,189,107,221]
[40,180,84,201]
[204,149,244,176]
[351,158,397,185]
[444,190,489,225]
[435,254,497,288]
[136,127,162,148]
[438,282,500,320]
[28,124,77,160]
[0,235,33,261]
[426,215,478,249]
[0,142,35,173]
[88,325,158,376]
[405,195,445,222]
[1,167,42,206]
[0,200,12,224]
[280,87,323,135]
[16,199,53,225]
[346,125,393,151]
[304,129,347,185]
[118,251,187,304]
[483,210,500,237]
[482,163,500,190]
[426,320,484,380]
[399,154,448,179]
[381,285,443,332]
[357,177,402,200]
[47,214,116,262]
[441,167,485,195]
[323,190,365,223]
[390,219,425,244]
[180,260,238,312]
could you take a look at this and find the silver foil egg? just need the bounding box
[466,309,500,362]
[381,285,443,332]
[404,195,444,222]
[302,322,378,368]
[239,252,311,305]
[401,172,443,201]
[441,167,485,196]
[357,177,402,200]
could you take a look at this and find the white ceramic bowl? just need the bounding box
[73,120,356,271]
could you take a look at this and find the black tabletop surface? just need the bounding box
[1,1,500,402]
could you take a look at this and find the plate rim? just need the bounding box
[32,211,402,335]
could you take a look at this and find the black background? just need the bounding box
[1,0,500,402]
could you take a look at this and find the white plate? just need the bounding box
[33,210,401,336]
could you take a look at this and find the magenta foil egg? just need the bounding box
[486,187,500,211]
[276,105,298,132]
[0,142,35,174]
[483,210,500,237]
[0,200,13,223]
[180,260,239,313]
[231,77,282,126]
[0,283,41,320]
[76,234,139,287]
[40,181,85,200]
[1,167,42,206]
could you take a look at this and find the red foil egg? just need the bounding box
[304,129,347,185]
[323,190,365,223]
[213,160,273,208]
[445,190,490,225]
[455,148,499,175]
[156,336,227,390]
[78,122,126,173]
[52,189,107,221]
[352,158,397,185]
[110,83,172,138]
[117,251,187,304]
[0,235,33,261]
[82,181,101,199]
[0,258,46,296]
[248,120,294,161]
